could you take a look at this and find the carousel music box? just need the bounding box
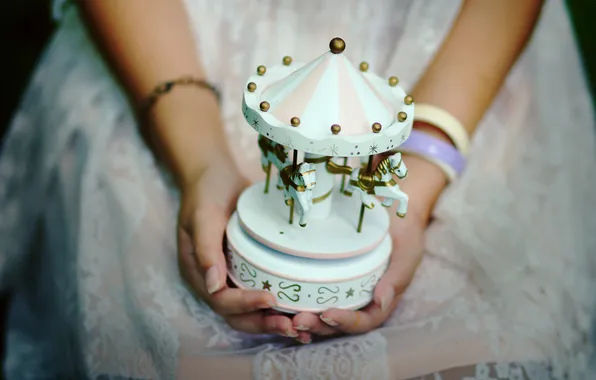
[225,38,414,313]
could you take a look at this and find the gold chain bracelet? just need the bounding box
[139,75,221,118]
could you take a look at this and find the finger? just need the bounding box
[225,312,298,337]
[373,240,422,312]
[192,205,229,294]
[292,312,338,336]
[296,331,312,344]
[209,288,276,316]
[319,301,392,334]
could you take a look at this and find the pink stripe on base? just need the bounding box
[238,217,386,259]
[227,239,390,284]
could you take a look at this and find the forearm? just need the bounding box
[405,0,543,221]
[412,0,544,137]
[79,0,227,186]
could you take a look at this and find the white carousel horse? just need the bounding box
[280,163,317,227]
[344,153,409,218]
[257,135,290,193]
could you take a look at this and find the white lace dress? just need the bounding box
[1,1,595,379]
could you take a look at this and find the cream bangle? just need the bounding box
[413,104,470,156]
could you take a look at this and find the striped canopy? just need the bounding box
[261,51,398,139]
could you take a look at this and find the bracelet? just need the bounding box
[413,104,470,156]
[399,129,465,182]
[139,75,221,117]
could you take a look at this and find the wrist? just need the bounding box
[145,87,230,188]
[398,154,449,225]
[412,121,454,146]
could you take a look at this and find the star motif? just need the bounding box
[251,117,260,131]
[368,143,378,155]
[401,134,407,142]
[262,280,272,291]
[327,144,339,156]
[283,137,294,149]
[346,288,354,298]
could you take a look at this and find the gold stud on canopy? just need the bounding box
[247,82,257,92]
[359,62,369,72]
[290,117,300,127]
[283,56,292,66]
[404,95,414,105]
[257,65,267,76]
[329,38,346,54]
[389,76,399,87]
[260,101,270,112]
[331,124,342,134]
[372,122,382,133]
[397,111,407,122]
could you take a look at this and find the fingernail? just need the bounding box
[205,265,221,294]
[380,288,395,312]
[280,330,298,338]
[295,325,309,331]
[260,299,277,309]
[320,315,338,326]
[296,336,311,344]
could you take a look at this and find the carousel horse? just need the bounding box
[280,163,317,227]
[257,135,290,193]
[328,153,409,218]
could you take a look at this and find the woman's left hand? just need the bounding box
[292,154,448,336]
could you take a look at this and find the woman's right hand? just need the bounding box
[176,149,307,340]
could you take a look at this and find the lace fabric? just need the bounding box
[0,0,595,379]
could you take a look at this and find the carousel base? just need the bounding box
[236,181,390,259]
[225,212,392,314]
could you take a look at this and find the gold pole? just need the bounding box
[264,162,271,193]
[357,155,374,233]
[339,157,348,192]
[289,150,298,224]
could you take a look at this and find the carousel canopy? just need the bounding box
[242,38,414,157]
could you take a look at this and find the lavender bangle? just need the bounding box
[399,130,466,182]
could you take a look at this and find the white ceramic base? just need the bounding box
[237,181,389,259]
[226,212,391,313]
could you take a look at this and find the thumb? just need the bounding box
[192,205,230,295]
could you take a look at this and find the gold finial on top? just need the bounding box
[260,101,270,112]
[397,111,407,122]
[283,56,292,66]
[290,117,300,127]
[331,124,342,134]
[372,122,382,133]
[247,82,257,92]
[329,38,346,54]
[359,62,369,72]
[257,65,267,76]
[404,95,414,105]
[388,76,399,87]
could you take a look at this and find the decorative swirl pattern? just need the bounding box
[360,274,378,296]
[316,286,340,305]
[239,262,257,287]
[277,282,301,302]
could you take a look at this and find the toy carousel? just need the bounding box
[226,38,414,313]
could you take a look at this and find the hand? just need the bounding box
[292,154,448,336]
[314,207,426,333]
[177,150,304,339]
